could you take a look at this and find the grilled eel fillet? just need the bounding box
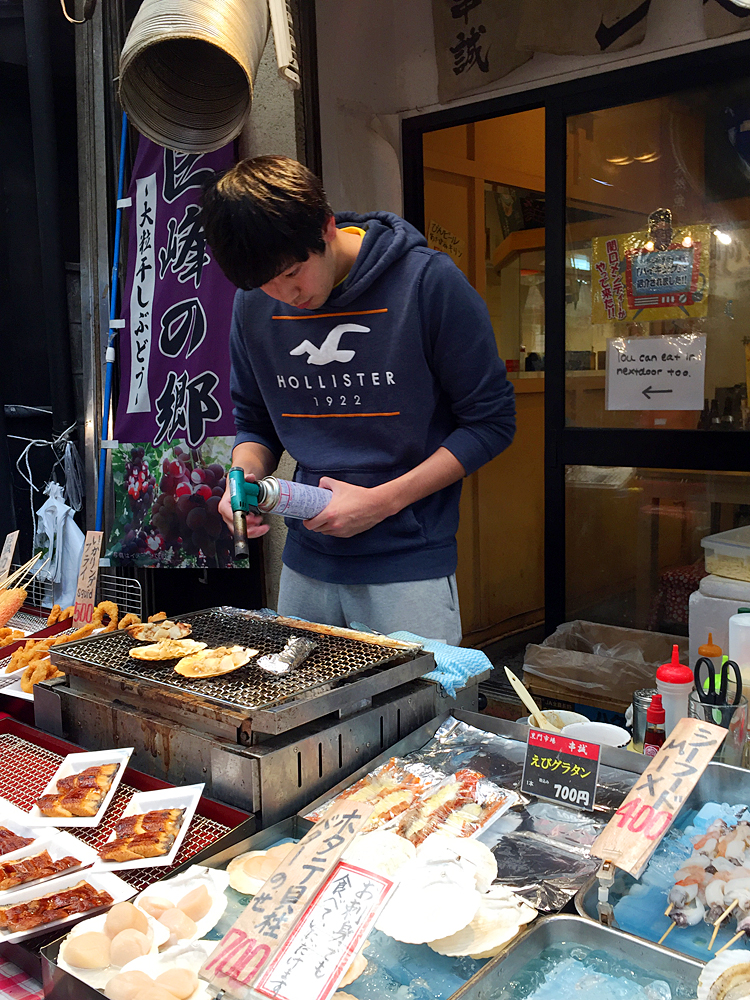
[36,763,120,818]
[0,828,33,855]
[99,808,184,863]
[0,851,81,892]
[0,881,113,932]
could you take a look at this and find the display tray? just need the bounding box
[0,713,248,982]
[50,606,422,713]
[575,758,750,962]
[451,914,702,999]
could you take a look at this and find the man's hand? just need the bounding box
[218,473,270,539]
[302,477,395,537]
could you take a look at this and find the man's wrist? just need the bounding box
[373,481,406,519]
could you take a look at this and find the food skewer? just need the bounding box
[22,556,50,587]
[664,902,674,917]
[708,898,740,951]
[657,922,676,945]
[0,554,42,590]
[716,929,745,955]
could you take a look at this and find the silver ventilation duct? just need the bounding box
[119,0,269,153]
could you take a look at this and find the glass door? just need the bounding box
[548,56,750,633]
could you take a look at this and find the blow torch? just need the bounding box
[228,467,260,562]
[228,467,333,562]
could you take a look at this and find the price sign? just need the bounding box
[521,729,600,812]
[256,861,392,1000]
[591,717,726,878]
[0,531,19,583]
[200,801,373,999]
[72,531,104,627]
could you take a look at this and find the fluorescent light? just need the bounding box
[714,229,732,245]
[591,177,614,186]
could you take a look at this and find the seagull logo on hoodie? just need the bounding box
[289,323,370,366]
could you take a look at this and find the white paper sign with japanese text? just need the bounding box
[72,531,104,627]
[0,531,19,584]
[256,861,392,1000]
[605,334,706,410]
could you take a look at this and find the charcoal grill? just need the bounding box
[36,608,477,827]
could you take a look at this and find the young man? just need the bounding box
[201,155,515,645]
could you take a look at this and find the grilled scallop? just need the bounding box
[127,620,192,642]
[174,645,257,678]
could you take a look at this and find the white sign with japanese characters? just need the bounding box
[255,862,393,1000]
[605,334,706,411]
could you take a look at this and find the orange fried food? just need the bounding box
[0,629,24,648]
[0,588,26,628]
[47,605,61,626]
[92,601,119,631]
[20,657,53,694]
[148,611,167,622]
[118,613,141,630]
[51,623,95,644]
[59,606,75,621]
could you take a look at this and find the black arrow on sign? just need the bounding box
[642,386,674,400]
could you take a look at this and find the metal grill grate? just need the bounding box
[53,609,417,712]
[5,611,48,633]
[0,734,229,892]
[97,572,142,619]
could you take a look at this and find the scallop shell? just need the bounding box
[376,859,479,944]
[227,843,297,896]
[57,911,169,991]
[428,884,537,959]
[338,951,368,988]
[119,939,214,1000]
[175,646,258,678]
[127,621,192,642]
[128,639,207,661]
[417,833,497,893]
[342,830,416,879]
[135,865,229,943]
[698,951,750,1000]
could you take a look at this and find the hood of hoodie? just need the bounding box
[330,211,427,307]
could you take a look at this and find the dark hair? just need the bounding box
[200,155,333,289]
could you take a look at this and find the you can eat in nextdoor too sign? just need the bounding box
[605,334,706,411]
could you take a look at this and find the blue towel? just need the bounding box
[385,630,492,699]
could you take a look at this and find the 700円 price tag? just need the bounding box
[521,729,600,811]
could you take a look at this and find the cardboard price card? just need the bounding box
[591,717,727,878]
[0,531,19,584]
[255,861,392,1000]
[521,729,600,811]
[200,802,373,999]
[72,531,104,627]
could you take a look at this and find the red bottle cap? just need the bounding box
[647,693,665,725]
[656,644,693,684]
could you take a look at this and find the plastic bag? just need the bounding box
[34,482,84,609]
[523,621,689,703]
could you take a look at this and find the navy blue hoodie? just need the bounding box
[229,211,515,585]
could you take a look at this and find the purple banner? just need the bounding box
[106,137,240,569]
[114,137,236,445]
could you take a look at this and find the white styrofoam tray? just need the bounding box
[25,747,134,828]
[97,783,205,871]
[0,868,134,943]
[0,805,56,863]
[0,831,99,901]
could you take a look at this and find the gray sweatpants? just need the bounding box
[277,565,463,646]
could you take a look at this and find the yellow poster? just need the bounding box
[427,219,466,263]
[591,225,710,324]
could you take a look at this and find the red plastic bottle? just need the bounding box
[644,694,666,757]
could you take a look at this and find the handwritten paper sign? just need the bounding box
[427,220,466,263]
[200,802,373,999]
[72,531,104,627]
[256,861,392,1000]
[521,729,600,812]
[0,531,19,584]
[591,717,726,878]
[605,334,706,411]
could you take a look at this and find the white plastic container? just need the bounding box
[655,645,694,738]
[560,722,630,748]
[701,525,750,582]
[689,590,737,667]
[700,574,750,602]
[729,608,750,691]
